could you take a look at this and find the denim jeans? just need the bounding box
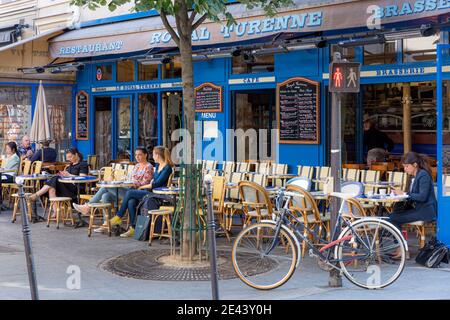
[88,187,127,205]
[116,189,150,228]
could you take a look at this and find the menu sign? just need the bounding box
[76,91,89,140]
[277,77,320,144]
[194,82,222,112]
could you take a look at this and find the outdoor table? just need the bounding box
[89,170,100,176]
[0,168,16,211]
[358,194,409,216]
[95,180,135,210]
[267,174,297,186]
[363,181,399,190]
[15,174,54,222]
[60,176,99,228]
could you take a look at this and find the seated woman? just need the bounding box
[73,147,153,232]
[389,151,437,238]
[2,142,20,183]
[29,148,88,203]
[109,146,174,238]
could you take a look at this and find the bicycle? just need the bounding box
[231,187,408,290]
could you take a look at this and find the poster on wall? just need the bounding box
[76,91,89,140]
[194,82,222,112]
[277,77,320,144]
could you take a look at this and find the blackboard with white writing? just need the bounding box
[76,91,89,140]
[195,82,222,112]
[277,77,320,144]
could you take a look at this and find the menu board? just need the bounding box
[194,82,222,112]
[277,77,320,144]
[76,91,89,140]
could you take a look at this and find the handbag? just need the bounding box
[133,214,151,241]
[415,238,449,268]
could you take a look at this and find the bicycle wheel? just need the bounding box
[232,222,298,290]
[336,219,406,289]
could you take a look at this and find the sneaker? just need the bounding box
[94,224,108,233]
[120,227,135,238]
[109,216,122,226]
[73,203,90,215]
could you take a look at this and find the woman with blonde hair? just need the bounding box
[110,146,174,237]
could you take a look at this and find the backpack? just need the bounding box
[415,238,449,268]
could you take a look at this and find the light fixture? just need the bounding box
[251,46,288,56]
[20,67,45,74]
[383,24,436,41]
[284,42,318,51]
[232,49,242,57]
[192,54,210,62]
[338,35,385,47]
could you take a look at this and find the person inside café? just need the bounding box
[2,142,21,183]
[29,140,57,163]
[72,147,154,232]
[389,151,437,249]
[363,116,394,166]
[109,146,174,238]
[28,148,88,205]
[18,135,34,159]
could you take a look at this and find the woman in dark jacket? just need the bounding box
[389,152,437,231]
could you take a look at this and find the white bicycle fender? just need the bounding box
[336,218,409,256]
[260,220,302,267]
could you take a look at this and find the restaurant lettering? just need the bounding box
[59,40,123,55]
[372,0,450,18]
[376,67,426,76]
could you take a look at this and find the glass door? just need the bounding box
[114,96,133,161]
[94,96,112,167]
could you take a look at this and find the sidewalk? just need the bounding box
[1,209,449,300]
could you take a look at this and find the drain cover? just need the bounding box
[100,249,278,281]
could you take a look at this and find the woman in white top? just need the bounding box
[2,142,20,183]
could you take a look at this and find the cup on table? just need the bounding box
[367,191,374,198]
[379,189,387,196]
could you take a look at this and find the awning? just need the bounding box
[0,27,66,54]
[49,0,450,59]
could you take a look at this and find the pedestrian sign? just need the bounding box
[329,62,361,93]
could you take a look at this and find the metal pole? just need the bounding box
[204,175,219,300]
[16,177,39,300]
[329,52,343,288]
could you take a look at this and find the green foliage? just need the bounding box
[71,0,293,26]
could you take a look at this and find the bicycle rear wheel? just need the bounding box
[336,219,406,289]
[232,222,298,290]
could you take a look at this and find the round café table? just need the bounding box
[95,181,135,210]
[60,176,99,228]
[358,194,409,216]
[0,168,16,211]
[267,174,297,187]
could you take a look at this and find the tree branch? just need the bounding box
[160,10,180,47]
[192,13,208,31]
[189,10,196,26]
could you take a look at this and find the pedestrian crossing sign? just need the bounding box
[329,62,361,93]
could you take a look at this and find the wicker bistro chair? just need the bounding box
[238,181,273,228]
[286,184,330,257]
[313,166,331,191]
[221,161,235,176]
[255,162,271,175]
[343,168,360,182]
[286,177,312,191]
[223,172,245,232]
[2,159,32,204]
[204,160,218,171]
[235,162,250,173]
[297,165,314,180]
[270,163,288,187]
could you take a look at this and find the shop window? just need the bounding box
[442,80,450,194]
[95,65,112,81]
[138,93,158,158]
[45,86,73,156]
[117,59,135,82]
[162,57,182,79]
[138,62,159,81]
[329,45,356,62]
[232,53,275,74]
[0,85,31,150]
[403,35,438,63]
[363,41,397,65]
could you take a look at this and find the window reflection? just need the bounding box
[403,35,438,63]
[138,93,158,160]
[162,57,182,79]
[363,41,397,65]
[117,60,135,82]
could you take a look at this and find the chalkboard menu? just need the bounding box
[277,77,320,144]
[194,82,222,112]
[76,91,89,140]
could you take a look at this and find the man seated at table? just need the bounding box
[109,146,174,238]
[73,147,154,233]
[18,135,34,159]
[28,148,87,209]
[29,140,57,163]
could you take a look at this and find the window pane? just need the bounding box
[138,93,158,155]
[403,35,438,63]
[117,98,131,160]
[232,53,274,74]
[0,85,31,150]
[162,57,182,79]
[95,65,112,81]
[330,44,356,62]
[138,62,158,81]
[117,60,135,82]
[443,80,450,196]
[363,41,397,65]
[45,86,73,156]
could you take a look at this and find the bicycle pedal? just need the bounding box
[317,259,334,272]
[308,249,317,258]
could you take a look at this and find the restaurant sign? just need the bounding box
[49,0,450,58]
[91,82,182,93]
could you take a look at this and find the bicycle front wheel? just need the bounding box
[336,219,406,289]
[232,223,298,290]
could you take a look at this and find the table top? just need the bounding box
[359,194,409,203]
[89,170,100,176]
[15,174,53,181]
[153,187,180,195]
[0,168,16,174]
[59,176,99,183]
[96,181,135,188]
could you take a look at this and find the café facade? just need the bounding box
[44,0,450,243]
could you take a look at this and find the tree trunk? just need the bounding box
[178,16,197,260]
